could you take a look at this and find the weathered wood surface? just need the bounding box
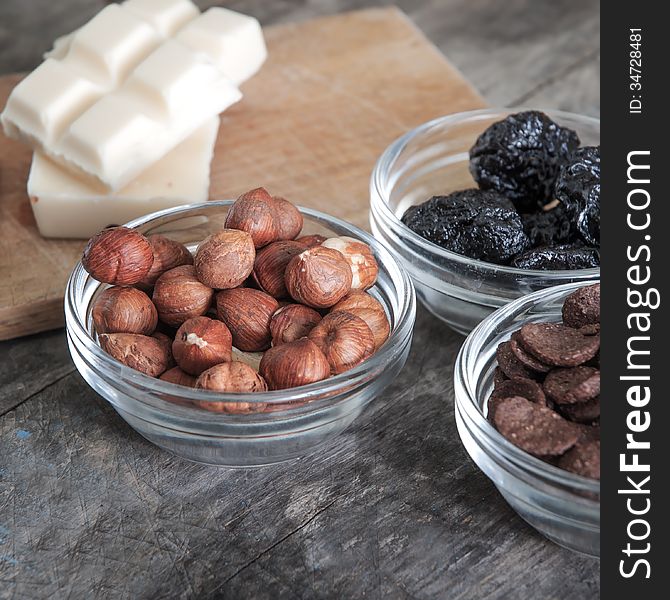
[0,1,600,598]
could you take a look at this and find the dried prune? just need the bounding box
[555,146,600,246]
[469,111,580,212]
[521,204,575,246]
[401,190,529,264]
[511,244,599,270]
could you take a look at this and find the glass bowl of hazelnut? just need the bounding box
[65,192,416,467]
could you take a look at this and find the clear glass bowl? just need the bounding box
[369,108,600,335]
[454,281,600,557]
[65,201,416,467]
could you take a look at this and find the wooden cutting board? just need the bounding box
[0,7,484,341]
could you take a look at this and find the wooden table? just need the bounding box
[0,1,600,598]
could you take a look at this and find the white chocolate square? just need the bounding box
[176,7,267,85]
[127,40,222,118]
[2,59,101,145]
[63,4,161,88]
[123,0,199,37]
[28,118,219,239]
[1,2,264,190]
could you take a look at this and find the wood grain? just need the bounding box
[0,7,484,341]
[0,309,600,599]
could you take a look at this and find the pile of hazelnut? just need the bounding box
[82,188,390,411]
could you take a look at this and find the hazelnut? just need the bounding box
[259,338,330,390]
[152,331,176,368]
[322,236,378,290]
[138,235,193,289]
[195,362,268,414]
[82,226,154,285]
[91,286,157,335]
[284,246,352,308]
[216,288,279,351]
[252,240,305,298]
[295,234,326,248]
[332,291,390,350]
[160,366,197,388]
[270,304,322,345]
[194,229,255,289]
[196,362,268,393]
[152,265,214,327]
[308,311,375,374]
[98,333,170,377]
[273,196,303,240]
[224,187,279,248]
[172,316,233,375]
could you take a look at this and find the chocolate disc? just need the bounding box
[562,283,600,329]
[579,323,600,336]
[576,423,601,442]
[496,341,538,380]
[517,323,600,367]
[488,378,547,422]
[493,396,579,457]
[543,366,600,404]
[558,395,600,423]
[493,367,509,387]
[558,440,600,480]
[510,333,552,373]
[492,377,546,405]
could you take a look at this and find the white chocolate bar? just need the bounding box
[46,5,266,86]
[1,3,267,190]
[28,118,219,239]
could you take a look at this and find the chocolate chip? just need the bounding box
[517,322,600,367]
[558,440,600,480]
[496,341,538,380]
[510,332,552,373]
[557,395,601,423]
[488,378,547,421]
[562,283,600,328]
[543,366,600,404]
[493,396,580,457]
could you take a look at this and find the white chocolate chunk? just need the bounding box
[58,40,240,190]
[176,8,267,85]
[62,4,162,89]
[28,118,219,239]
[1,59,102,146]
[3,0,200,151]
[2,2,266,190]
[123,0,199,37]
[44,0,200,60]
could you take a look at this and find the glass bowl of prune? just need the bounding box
[370,108,600,334]
[454,281,600,557]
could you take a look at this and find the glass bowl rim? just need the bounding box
[371,106,601,277]
[65,200,416,409]
[455,280,601,495]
